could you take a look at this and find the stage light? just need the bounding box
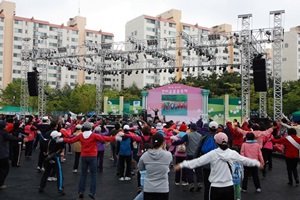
[88,70,92,75]
[136,70,139,74]
[192,67,195,72]
[148,69,151,73]
[141,70,144,74]
[159,69,162,73]
[176,68,179,72]
[164,69,167,73]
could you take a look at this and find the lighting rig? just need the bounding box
[21,11,284,119]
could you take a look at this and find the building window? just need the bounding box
[169,23,176,28]
[71,38,78,42]
[14,36,22,41]
[14,45,22,49]
[38,23,47,29]
[12,69,21,74]
[146,19,155,24]
[14,28,22,33]
[14,20,21,25]
[72,30,78,35]
[104,35,113,40]
[183,26,190,31]
[0,18,3,22]
[0,26,3,31]
[85,76,91,80]
[169,31,176,36]
[86,32,92,37]
[70,75,77,79]
[146,27,155,32]
[50,27,58,32]
[0,34,3,39]
[13,61,21,66]
[48,73,57,78]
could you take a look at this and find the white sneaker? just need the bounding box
[182,182,189,186]
[51,177,57,181]
[119,177,125,181]
[256,188,261,192]
[41,167,45,172]
[175,182,180,186]
[73,169,78,173]
[47,177,53,182]
[124,177,131,181]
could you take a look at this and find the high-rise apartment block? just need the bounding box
[0,1,117,90]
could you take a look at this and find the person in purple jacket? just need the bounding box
[94,125,109,172]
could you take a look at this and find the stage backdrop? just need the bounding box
[147,83,203,123]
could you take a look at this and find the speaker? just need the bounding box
[252,58,267,92]
[27,71,38,96]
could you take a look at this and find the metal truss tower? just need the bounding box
[270,10,285,121]
[37,35,49,118]
[238,14,252,119]
[20,38,31,118]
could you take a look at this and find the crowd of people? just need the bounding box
[0,113,300,200]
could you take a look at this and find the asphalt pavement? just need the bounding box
[0,148,299,200]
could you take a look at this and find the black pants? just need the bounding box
[119,155,131,178]
[11,143,21,166]
[25,141,34,157]
[262,148,273,175]
[144,192,169,200]
[73,152,81,170]
[210,185,234,200]
[38,150,46,168]
[203,168,211,200]
[186,155,202,184]
[40,157,63,190]
[0,157,10,186]
[175,156,187,183]
[97,150,105,171]
[285,157,299,183]
[242,166,261,190]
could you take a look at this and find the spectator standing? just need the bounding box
[138,133,172,200]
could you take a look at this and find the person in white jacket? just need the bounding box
[174,132,263,200]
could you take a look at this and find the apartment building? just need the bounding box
[282,26,300,81]
[0,0,118,90]
[125,9,240,88]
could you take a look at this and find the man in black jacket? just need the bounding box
[0,120,27,190]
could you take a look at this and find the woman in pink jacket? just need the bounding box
[241,132,264,193]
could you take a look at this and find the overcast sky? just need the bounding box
[8,0,299,42]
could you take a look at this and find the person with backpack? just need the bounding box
[172,123,202,191]
[196,121,219,200]
[174,132,263,200]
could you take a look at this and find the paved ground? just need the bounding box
[0,148,299,200]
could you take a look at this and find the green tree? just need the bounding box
[0,79,22,106]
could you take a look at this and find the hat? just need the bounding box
[209,121,218,130]
[156,122,163,130]
[214,132,228,145]
[75,124,82,129]
[42,116,49,121]
[0,120,6,128]
[188,123,197,131]
[83,122,92,130]
[65,122,71,126]
[152,133,164,147]
[50,130,62,138]
[123,125,130,130]
[179,123,187,131]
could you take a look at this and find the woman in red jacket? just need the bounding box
[272,128,300,186]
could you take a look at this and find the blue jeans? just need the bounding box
[79,157,97,196]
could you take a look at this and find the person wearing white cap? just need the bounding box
[39,130,65,195]
[175,132,263,200]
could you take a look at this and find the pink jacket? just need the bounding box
[262,133,274,150]
[237,127,274,148]
[241,142,264,165]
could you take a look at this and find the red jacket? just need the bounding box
[227,122,244,146]
[272,135,300,158]
[64,131,115,157]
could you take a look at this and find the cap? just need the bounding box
[156,122,163,130]
[214,132,228,145]
[123,125,130,130]
[152,133,164,147]
[42,116,49,121]
[179,123,187,131]
[188,123,197,131]
[83,122,92,130]
[75,124,82,129]
[209,121,218,130]
[50,130,62,138]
